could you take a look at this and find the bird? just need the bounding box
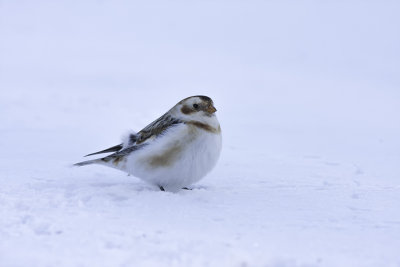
[74,95,222,192]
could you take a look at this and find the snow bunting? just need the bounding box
[74,95,222,192]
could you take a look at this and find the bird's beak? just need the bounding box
[207,105,217,114]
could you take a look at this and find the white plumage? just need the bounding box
[75,96,222,192]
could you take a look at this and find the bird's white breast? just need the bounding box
[124,121,222,191]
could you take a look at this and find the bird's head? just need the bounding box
[172,95,218,122]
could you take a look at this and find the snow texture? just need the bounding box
[1,1,400,266]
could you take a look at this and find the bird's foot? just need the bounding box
[159,186,165,191]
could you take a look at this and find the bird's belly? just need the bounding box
[126,127,222,190]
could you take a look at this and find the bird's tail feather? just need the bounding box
[84,144,123,157]
[73,159,101,167]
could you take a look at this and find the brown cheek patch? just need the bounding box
[181,105,195,115]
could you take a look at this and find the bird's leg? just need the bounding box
[182,187,192,190]
[159,186,165,191]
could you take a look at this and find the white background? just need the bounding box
[1,1,399,266]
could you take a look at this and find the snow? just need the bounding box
[1,0,400,266]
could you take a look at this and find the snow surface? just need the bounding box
[1,1,400,266]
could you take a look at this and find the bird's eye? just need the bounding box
[193,104,199,109]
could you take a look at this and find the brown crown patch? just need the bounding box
[179,95,213,104]
[196,95,212,102]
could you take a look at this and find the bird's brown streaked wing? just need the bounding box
[135,113,183,144]
[83,113,182,159]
